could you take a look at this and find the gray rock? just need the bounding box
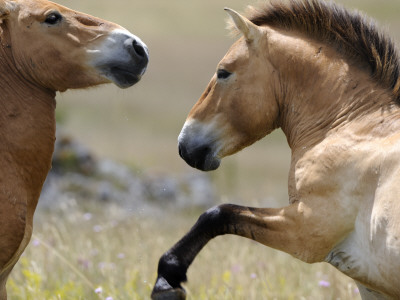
[39,129,217,212]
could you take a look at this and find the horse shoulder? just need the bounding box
[319,133,400,297]
[285,133,386,259]
[292,133,380,213]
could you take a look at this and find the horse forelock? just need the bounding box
[244,0,400,104]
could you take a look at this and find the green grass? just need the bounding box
[9,202,359,300]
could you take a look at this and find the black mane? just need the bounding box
[247,0,400,103]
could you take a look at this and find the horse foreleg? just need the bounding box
[151,202,331,300]
[0,192,30,300]
[0,283,6,300]
[0,268,13,300]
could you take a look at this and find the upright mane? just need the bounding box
[246,0,400,103]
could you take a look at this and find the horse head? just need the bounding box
[0,0,148,91]
[178,9,279,171]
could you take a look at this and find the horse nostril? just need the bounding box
[132,39,146,58]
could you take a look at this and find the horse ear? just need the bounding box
[224,8,261,43]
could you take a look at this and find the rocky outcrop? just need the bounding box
[39,129,216,212]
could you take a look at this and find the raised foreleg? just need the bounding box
[151,202,346,299]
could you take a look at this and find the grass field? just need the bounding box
[8,0,400,299]
[9,203,360,300]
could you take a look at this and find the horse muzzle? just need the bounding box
[178,120,221,171]
[90,29,149,88]
[178,141,221,171]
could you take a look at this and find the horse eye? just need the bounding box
[217,69,232,80]
[44,12,63,25]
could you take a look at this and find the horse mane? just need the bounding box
[245,0,400,103]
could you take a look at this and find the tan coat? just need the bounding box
[152,2,400,299]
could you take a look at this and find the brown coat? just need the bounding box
[0,0,148,298]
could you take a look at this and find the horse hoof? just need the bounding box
[151,288,186,300]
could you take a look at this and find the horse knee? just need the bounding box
[154,204,238,291]
[196,204,242,237]
[198,204,235,224]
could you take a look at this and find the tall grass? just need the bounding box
[9,200,360,300]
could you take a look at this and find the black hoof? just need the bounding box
[151,288,186,300]
[151,276,186,300]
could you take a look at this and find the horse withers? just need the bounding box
[0,0,148,298]
[152,1,400,299]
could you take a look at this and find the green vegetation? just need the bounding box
[10,203,359,300]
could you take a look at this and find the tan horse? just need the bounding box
[0,0,148,298]
[152,1,400,299]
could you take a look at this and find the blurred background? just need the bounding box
[9,0,400,299]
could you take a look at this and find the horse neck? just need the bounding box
[0,25,56,215]
[273,40,397,151]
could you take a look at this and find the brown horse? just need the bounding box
[0,0,148,298]
[152,1,400,299]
